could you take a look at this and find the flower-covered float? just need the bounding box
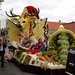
[6,5,75,74]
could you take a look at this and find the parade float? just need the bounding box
[6,6,75,75]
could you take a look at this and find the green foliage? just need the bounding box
[49,29,75,45]
[42,50,58,57]
[57,45,69,51]
[61,60,67,66]
[47,29,75,66]
[57,40,69,45]
[58,35,69,40]
[60,33,67,36]
[60,55,67,60]
[4,28,8,34]
[47,45,55,50]
[59,49,68,56]
[51,50,58,57]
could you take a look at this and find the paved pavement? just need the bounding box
[0,62,38,75]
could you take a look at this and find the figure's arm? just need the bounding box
[11,41,34,51]
[17,43,34,51]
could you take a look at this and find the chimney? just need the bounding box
[59,20,61,23]
[72,21,74,23]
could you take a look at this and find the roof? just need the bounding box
[47,21,75,33]
[63,22,75,33]
[47,21,64,30]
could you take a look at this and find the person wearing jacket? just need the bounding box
[0,37,7,68]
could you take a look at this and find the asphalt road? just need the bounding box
[0,62,37,75]
[0,45,37,75]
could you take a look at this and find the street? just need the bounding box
[0,62,37,75]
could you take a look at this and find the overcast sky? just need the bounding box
[0,0,75,23]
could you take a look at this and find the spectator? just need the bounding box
[1,28,6,36]
[0,37,7,68]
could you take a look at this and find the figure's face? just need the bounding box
[38,38,42,43]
